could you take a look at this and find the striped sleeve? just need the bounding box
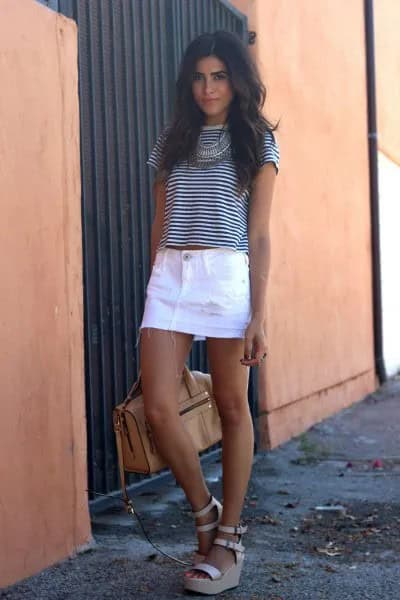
[259,129,280,173]
[147,130,167,170]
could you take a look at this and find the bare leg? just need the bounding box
[185,337,253,579]
[140,328,219,555]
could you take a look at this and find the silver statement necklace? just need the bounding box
[191,126,231,168]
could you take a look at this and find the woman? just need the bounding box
[139,31,279,595]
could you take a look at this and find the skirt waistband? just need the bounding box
[157,247,249,265]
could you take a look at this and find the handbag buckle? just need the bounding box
[114,414,122,432]
[126,500,135,516]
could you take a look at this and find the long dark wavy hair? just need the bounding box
[159,31,278,192]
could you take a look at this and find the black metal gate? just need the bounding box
[37,0,253,497]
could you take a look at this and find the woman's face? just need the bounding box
[191,56,234,125]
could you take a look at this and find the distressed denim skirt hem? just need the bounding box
[140,247,251,341]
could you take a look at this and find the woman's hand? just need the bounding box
[240,317,267,367]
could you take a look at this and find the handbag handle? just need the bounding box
[125,364,201,405]
[181,364,201,397]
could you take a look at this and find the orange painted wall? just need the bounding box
[0,0,91,588]
[231,0,376,445]
[375,0,400,163]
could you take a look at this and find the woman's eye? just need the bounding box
[192,73,203,81]
[214,72,227,80]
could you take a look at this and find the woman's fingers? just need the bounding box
[240,357,262,367]
[240,332,267,366]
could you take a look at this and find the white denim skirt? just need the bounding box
[140,248,251,340]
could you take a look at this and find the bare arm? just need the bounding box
[150,180,166,267]
[241,162,277,366]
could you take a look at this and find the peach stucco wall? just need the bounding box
[0,0,91,588]
[232,0,376,445]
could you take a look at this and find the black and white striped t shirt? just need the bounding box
[148,125,280,253]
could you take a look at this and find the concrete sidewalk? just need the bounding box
[3,378,400,599]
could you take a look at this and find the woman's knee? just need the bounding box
[144,401,177,430]
[215,393,250,427]
[142,372,182,429]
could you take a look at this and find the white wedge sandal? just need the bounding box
[184,523,247,595]
[192,495,223,565]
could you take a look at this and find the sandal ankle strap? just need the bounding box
[193,495,220,519]
[214,537,245,554]
[218,524,247,535]
[196,518,220,533]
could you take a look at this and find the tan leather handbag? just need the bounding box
[113,365,222,502]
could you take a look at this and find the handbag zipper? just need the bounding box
[179,396,212,416]
[145,420,157,454]
[143,396,212,452]
[121,413,135,454]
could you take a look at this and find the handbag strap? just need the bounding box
[182,364,201,397]
[124,375,142,405]
[113,410,192,567]
[114,412,130,505]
